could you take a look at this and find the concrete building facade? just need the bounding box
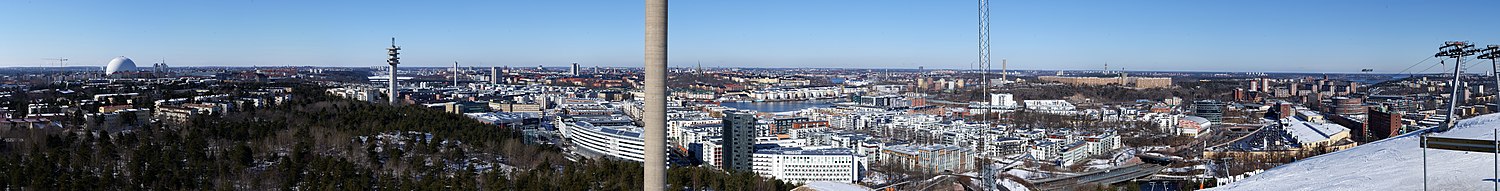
[722,110,757,172]
[751,147,861,184]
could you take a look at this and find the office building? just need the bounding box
[571,62,581,76]
[722,110,757,172]
[1332,97,1365,115]
[1193,100,1225,123]
[490,67,500,84]
[1363,108,1403,142]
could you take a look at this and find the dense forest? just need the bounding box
[0,83,794,190]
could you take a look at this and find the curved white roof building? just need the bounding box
[105,56,136,75]
[562,121,646,162]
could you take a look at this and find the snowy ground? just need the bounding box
[1084,159,1114,171]
[1081,148,1140,171]
[1138,145,1173,151]
[961,172,980,177]
[1210,113,1500,191]
[998,179,1029,191]
[860,171,889,186]
[1007,168,1081,180]
[1006,169,1035,179]
[799,181,874,191]
[1163,166,1194,173]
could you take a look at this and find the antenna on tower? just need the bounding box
[43,58,69,67]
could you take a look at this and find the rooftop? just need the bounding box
[573,121,643,140]
[1283,118,1349,144]
[755,146,854,156]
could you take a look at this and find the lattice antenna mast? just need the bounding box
[978,0,992,121]
[43,58,69,67]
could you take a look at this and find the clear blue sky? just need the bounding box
[2,0,1498,73]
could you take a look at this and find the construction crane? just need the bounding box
[43,58,68,67]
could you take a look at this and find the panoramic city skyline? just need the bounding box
[7,1,1500,190]
[3,0,1500,72]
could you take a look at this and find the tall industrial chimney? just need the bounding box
[643,0,668,190]
[453,61,461,87]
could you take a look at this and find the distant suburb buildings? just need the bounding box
[1038,75,1172,89]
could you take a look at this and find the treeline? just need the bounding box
[0,83,794,190]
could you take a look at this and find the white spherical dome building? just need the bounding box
[105,56,136,75]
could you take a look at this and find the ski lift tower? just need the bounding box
[1435,41,1477,131]
[1477,45,1500,115]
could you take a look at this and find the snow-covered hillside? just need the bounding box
[1211,114,1500,191]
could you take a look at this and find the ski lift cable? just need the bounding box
[1397,56,1434,75]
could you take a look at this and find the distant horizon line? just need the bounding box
[0,65,1448,75]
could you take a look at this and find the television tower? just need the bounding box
[387,38,402,104]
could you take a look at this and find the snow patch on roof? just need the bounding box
[1284,118,1348,145]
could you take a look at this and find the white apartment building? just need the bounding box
[1024,100,1077,114]
[990,93,1018,108]
[752,147,862,184]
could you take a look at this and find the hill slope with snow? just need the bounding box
[1211,114,1500,191]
